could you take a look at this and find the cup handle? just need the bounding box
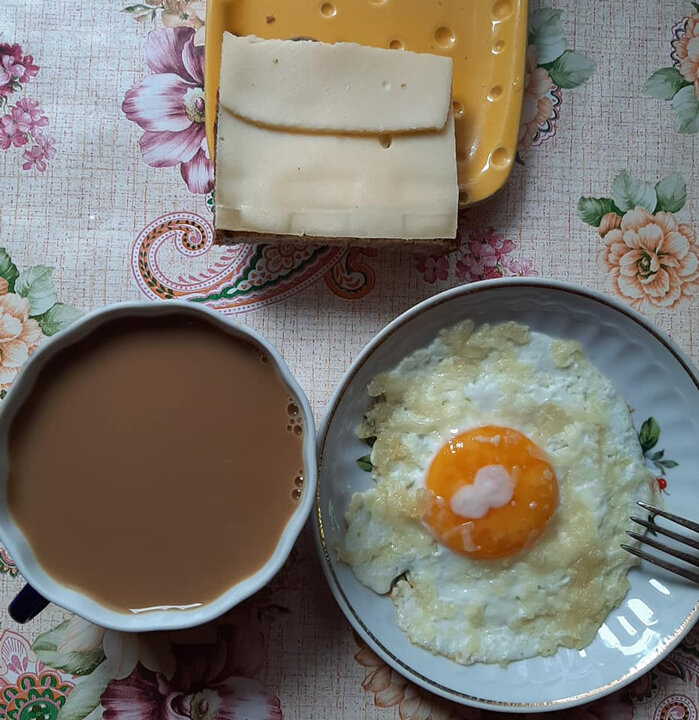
[9,584,50,623]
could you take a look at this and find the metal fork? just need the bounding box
[622,501,699,585]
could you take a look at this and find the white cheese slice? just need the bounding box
[215,34,458,241]
[219,33,452,133]
[215,111,458,240]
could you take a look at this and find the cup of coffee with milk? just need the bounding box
[0,301,316,631]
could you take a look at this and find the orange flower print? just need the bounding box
[517,46,554,153]
[672,12,699,93]
[0,293,41,391]
[602,207,698,313]
[354,636,477,720]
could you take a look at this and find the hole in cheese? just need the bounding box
[452,100,464,118]
[389,39,404,50]
[320,2,336,17]
[434,26,456,48]
[493,39,506,53]
[378,134,392,148]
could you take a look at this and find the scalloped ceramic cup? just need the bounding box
[0,300,316,632]
[314,278,699,712]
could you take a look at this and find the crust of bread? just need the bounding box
[213,228,460,250]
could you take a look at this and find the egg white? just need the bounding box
[339,321,656,665]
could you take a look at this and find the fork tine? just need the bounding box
[630,516,699,551]
[626,531,699,568]
[637,502,699,533]
[622,544,699,585]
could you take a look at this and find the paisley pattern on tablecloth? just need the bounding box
[130,212,378,311]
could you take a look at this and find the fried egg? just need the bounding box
[339,321,656,665]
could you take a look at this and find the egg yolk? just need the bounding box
[424,426,558,559]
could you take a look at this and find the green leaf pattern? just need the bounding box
[611,171,657,214]
[643,8,699,135]
[15,265,58,316]
[33,621,106,675]
[655,173,688,213]
[0,248,19,291]
[528,8,567,64]
[637,417,680,478]
[541,50,595,89]
[577,197,622,227]
[37,303,84,336]
[357,455,373,472]
[529,8,595,89]
[577,171,688,228]
[643,68,691,100]
[671,85,699,134]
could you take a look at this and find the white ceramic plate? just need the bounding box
[314,278,699,712]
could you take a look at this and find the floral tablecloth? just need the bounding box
[1,0,698,718]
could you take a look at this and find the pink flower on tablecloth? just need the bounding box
[101,625,281,720]
[517,46,555,153]
[502,257,537,277]
[672,13,699,93]
[414,253,449,284]
[0,111,29,148]
[122,26,213,194]
[413,228,536,285]
[12,98,48,134]
[455,228,517,282]
[22,133,55,171]
[0,43,39,97]
[0,294,42,391]
[602,206,699,312]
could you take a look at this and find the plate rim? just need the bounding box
[313,277,699,713]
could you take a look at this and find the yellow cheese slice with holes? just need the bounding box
[215,34,458,241]
[219,34,453,133]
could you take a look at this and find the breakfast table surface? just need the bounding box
[1,0,698,718]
